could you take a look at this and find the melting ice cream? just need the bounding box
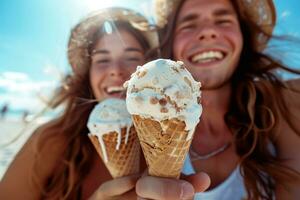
[87,98,132,162]
[124,59,202,140]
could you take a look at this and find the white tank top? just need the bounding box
[182,153,247,200]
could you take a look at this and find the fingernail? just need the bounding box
[180,182,194,199]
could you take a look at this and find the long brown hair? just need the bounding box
[159,0,300,199]
[31,20,152,199]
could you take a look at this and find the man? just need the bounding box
[136,0,300,199]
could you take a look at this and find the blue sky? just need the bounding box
[0,0,299,113]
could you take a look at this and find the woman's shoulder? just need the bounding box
[0,119,68,199]
[33,119,69,152]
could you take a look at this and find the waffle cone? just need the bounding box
[88,126,140,178]
[132,115,193,178]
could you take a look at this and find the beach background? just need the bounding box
[1,0,300,180]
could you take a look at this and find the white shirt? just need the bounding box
[182,153,247,200]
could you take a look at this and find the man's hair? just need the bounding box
[158,0,300,199]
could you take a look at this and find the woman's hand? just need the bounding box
[136,172,210,200]
[89,174,140,200]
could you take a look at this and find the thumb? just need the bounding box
[181,172,211,192]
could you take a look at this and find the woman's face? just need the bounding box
[173,0,243,89]
[90,29,145,100]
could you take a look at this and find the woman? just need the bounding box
[136,0,300,199]
[0,7,158,199]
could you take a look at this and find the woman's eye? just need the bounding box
[124,57,143,63]
[126,58,140,62]
[96,59,110,64]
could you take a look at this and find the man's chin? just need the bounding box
[201,79,231,91]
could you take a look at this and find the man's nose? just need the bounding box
[196,24,219,41]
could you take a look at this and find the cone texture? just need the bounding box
[88,126,140,178]
[132,115,192,178]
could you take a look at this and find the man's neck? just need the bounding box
[201,82,232,114]
[192,82,233,154]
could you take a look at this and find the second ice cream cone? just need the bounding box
[88,126,140,178]
[87,98,141,178]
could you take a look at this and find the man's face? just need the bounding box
[173,0,243,89]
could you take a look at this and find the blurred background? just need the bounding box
[0,0,300,179]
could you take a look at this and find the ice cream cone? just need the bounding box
[132,115,192,178]
[125,59,202,179]
[88,126,140,178]
[87,98,141,178]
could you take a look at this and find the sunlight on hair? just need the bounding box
[103,21,113,34]
[104,20,128,48]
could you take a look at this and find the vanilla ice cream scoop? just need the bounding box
[87,98,133,162]
[124,59,202,140]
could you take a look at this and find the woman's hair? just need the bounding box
[159,0,300,199]
[88,21,151,57]
[31,20,152,199]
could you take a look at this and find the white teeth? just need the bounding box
[106,86,125,93]
[192,51,224,63]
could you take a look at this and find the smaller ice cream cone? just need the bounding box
[88,126,140,178]
[87,98,140,178]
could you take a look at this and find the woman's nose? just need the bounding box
[108,63,124,77]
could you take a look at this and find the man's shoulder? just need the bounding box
[285,78,300,90]
[281,78,300,104]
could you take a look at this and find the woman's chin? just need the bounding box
[106,92,126,99]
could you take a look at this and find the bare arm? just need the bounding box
[0,124,66,199]
[275,79,300,199]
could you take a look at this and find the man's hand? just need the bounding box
[136,172,210,200]
[89,174,140,200]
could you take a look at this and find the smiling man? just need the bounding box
[135,0,300,199]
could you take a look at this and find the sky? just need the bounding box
[0,0,300,115]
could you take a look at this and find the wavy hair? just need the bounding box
[31,21,152,199]
[158,0,300,199]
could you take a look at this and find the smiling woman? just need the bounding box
[0,7,158,199]
[88,23,147,100]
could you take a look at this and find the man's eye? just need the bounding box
[179,24,195,31]
[216,20,232,25]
